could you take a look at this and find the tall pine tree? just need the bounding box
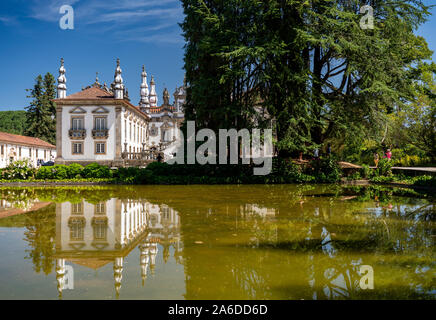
[181,0,434,158]
[25,73,56,145]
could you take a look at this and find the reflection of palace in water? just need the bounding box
[54,199,182,298]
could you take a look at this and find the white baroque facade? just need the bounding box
[138,65,186,159]
[53,58,186,166]
[54,198,182,298]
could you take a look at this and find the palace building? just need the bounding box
[53,58,186,167]
[0,131,56,168]
[54,198,182,299]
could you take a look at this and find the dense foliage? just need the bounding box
[34,163,112,180]
[0,160,433,188]
[0,111,26,135]
[0,159,36,180]
[181,0,435,162]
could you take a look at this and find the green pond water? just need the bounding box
[0,184,434,300]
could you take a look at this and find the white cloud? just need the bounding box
[0,16,17,25]
[29,0,80,22]
[122,31,184,44]
[87,8,181,24]
[26,0,184,45]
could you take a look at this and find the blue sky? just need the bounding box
[0,0,434,110]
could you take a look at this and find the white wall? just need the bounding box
[61,106,116,161]
[57,199,182,251]
[0,142,56,168]
[120,108,148,155]
[148,118,182,160]
[59,199,118,251]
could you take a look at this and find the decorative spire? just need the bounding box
[139,243,150,286]
[139,65,150,112]
[103,82,109,92]
[93,72,100,87]
[149,242,158,275]
[55,259,66,300]
[113,58,124,99]
[113,257,124,299]
[149,75,158,107]
[57,58,67,99]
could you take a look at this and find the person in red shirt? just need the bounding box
[385,149,392,161]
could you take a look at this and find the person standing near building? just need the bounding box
[374,153,379,168]
[385,149,392,161]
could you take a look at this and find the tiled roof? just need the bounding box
[65,86,114,100]
[55,86,151,120]
[0,202,52,219]
[0,131,56,149]
[68,258,112,270]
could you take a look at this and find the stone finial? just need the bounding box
[149,75,158,107]
[93,72,100,87]
[139,65,150,111]
[114,58,124,99]
[57,58,67,99]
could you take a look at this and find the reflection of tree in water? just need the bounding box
[22,204,57,275]
[1,184,433,299]
[175,185,435,300]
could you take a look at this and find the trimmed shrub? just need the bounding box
[82,163,112,179]
[66,163,84,179]
[145,162,171,176]
[34,164,68,179]
[35,166,54,179]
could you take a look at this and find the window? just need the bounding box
[19,147,22,157]
[95,142,106,154]
[164,130,172,142]
[95,202,106,215]
[149,126,158,137]
[71,117,84,130]
[94,117,107,130]
[72,142,83,155]
[93,222,107,241]
[44,150,46,159]
[1,145,3,156]
[69,218,85,241]
[71,202,83,215]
